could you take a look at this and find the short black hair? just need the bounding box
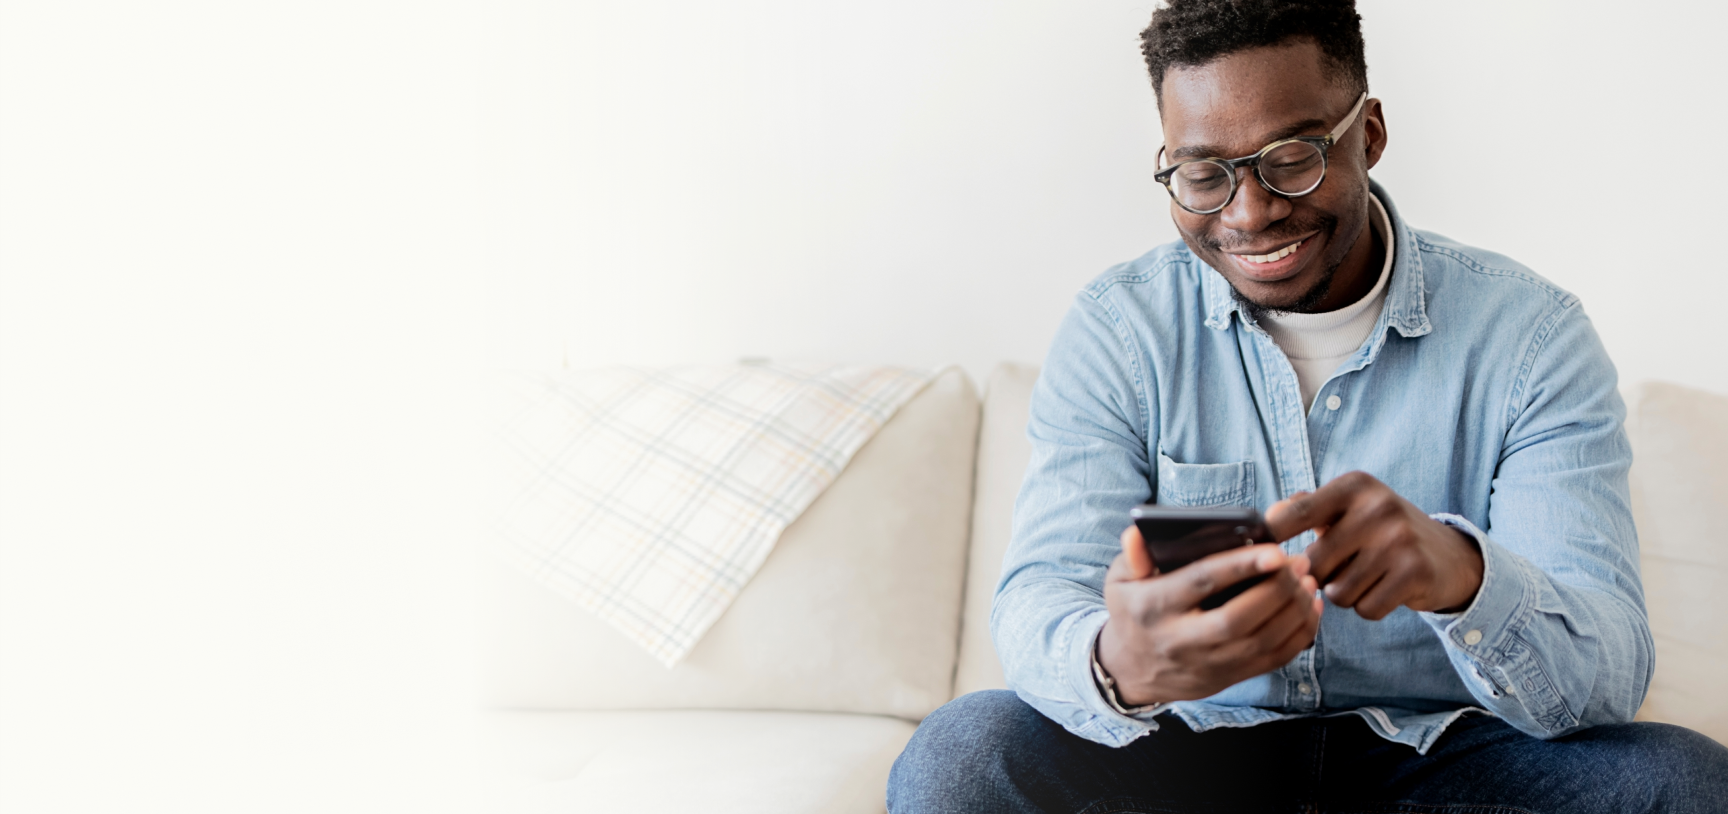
[1140,0,1368,104]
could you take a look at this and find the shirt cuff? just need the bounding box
[1418,513,1577,733]
[1420,514,1528,647]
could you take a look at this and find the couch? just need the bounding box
[477,364,1727,813]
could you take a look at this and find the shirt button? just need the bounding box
[1298,683,1313,694]
[1463,629,1483,645]
[1325,395,1342,411]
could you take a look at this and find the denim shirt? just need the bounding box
[991,181,1651,754]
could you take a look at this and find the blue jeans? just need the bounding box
[888,691,1728,813]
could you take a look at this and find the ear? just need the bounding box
[1362,97,1387,170]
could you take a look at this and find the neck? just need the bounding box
[1308,201,1384,313]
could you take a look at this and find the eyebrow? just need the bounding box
[1168,118,1329,161]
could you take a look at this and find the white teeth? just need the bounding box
[1241,239,1303,264]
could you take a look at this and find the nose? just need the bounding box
[1217,168,1292,234]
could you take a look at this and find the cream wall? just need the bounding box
[2,2,1723,812]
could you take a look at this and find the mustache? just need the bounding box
[1200,213,1337,253]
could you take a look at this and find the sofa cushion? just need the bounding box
[479,710,915,813]
[954,363,1038,697]
[1627,381,1728,744]
[481,368,979,720]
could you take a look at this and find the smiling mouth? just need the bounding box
[1233,238,1306,265]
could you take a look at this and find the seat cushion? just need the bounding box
[954,363,1039,697]
[1627,381,1728,744]
[478,710,916,814]
[482,368,979,720]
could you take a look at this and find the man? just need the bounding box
[888,1,1728,811]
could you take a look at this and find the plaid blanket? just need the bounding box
[493,362,936,666]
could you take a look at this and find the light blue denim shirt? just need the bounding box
[991,181,1650,754]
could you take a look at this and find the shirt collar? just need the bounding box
[1201,179,1431,338]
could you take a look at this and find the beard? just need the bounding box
[1201,211,1343,323]
[1228,254,1341,323]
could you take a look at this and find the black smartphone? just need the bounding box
[1129,504,1274,610]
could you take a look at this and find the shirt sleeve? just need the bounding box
[1417,301,1652,738]
[989,290,1168,747]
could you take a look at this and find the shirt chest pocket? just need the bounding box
[1155,451,1256,507]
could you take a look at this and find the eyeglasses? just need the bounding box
[1154,92,1368,215]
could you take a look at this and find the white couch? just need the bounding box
[478,364,1728,813]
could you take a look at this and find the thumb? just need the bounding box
[1121,525,1155,580]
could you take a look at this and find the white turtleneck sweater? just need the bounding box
[1259,195,1395,411]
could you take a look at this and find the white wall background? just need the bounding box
[481,0,1728,393]
[2,1,1724,812]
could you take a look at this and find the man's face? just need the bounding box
[1159,41,1387,314]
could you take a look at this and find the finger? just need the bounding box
[1167,552,1316,648]
[1264,600,1324,664]
[1319,534,1388,607]
[1213,580,1319,666]
[1208,563,1308,639]
[1249,588,1325,662]
[1251,574,1319,637]
[1105,551,1130,584]
[1304,529,1362,586]
[1233,581,1312,646]
[1305,487,1397,585]
[1158,544,1287,612]
[1264,492,1309,532]
[1121,525,1154,580]
[1325,563,1385,609]
[1264,472,1377,542]
[1353,567,1418,621]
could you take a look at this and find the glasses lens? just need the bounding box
[1170,160,1235,212]
[1259,141,1326,196]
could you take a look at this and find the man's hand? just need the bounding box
[1098,525,1322,707]
[1265,471,1484,620]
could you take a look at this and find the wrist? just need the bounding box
[1097,618,1163,709]
[1434,524,1484,614]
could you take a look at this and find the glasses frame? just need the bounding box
[1154,92,1369,215]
